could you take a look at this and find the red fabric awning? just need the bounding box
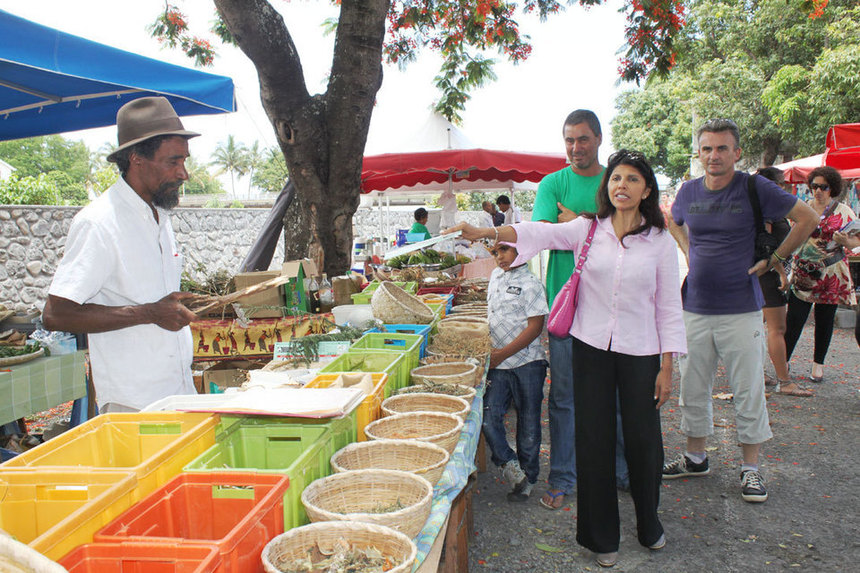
[824,123,860,170]
[360,148,568,193]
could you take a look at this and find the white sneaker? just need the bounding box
[500,460,527,493]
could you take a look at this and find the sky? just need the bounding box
[1,0,636,189]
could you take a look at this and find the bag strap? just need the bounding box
[746,174,766,234]
[572,218,598,276]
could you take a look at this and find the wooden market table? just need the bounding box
[0,350,87,428]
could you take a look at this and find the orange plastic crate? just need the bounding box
[60,542,221,573]
[305,373,387,441]
[0,469,138,561]
[94,472,288,573]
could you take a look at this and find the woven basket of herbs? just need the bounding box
[261,520,417,573]
[300,469,433,539]
[331,439,450,487]
[364,412,464,454]
[371,282,434,324]
[397,382,477,405]
[419,354,486,386]
[382,392,470,422]
[410,362,478,387]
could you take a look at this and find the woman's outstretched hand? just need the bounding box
[442,222,486,241]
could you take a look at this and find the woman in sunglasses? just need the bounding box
[444,150,685,567]
[783,166,857,383]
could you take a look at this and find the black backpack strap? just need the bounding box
[746,174,766,234]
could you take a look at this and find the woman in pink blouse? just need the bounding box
[446,150,686,568]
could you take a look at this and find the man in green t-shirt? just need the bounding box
[409,207,432,240]
[531,110,628,509]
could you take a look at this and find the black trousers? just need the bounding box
[784,292,838,365]
[571,337,664,553]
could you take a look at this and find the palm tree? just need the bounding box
[244,141,263,198]
[210,135,248,197]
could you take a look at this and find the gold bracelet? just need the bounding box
[493,226,499,243]
[772,251,786,262]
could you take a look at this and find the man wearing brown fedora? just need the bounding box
[43,97,201,412]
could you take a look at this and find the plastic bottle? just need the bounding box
[308,275,321,313]
[319,273,334,313]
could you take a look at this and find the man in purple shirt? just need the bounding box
[664,119,817,503]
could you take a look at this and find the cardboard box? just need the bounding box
[233,270,285,318]
[282,259,318,313]
[202,360,262,393]
[332,275,360,307]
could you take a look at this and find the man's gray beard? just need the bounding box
[152,183,180,210]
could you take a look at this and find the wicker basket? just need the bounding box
[382,392,470,421]
[410,362,478,387]
[436,316,489,337]
[262,521,417,573]
[398,383,477,405]
[364,412,464,453]
[331,439,450,486]
[371,282,434,324]
[300,469,433,538]
[420,354,485,386]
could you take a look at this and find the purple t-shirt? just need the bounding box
[672,172,797,315]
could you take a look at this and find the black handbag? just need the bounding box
[747,174,781,263]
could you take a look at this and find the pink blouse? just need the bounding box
[512,217,686,356]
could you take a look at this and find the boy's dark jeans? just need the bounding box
[482,359,547,483]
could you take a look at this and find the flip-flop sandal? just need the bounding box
[809,375,824,383]
[539,489,566,510]
[777,384,814,397]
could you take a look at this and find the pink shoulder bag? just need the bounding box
[546,218,598,337]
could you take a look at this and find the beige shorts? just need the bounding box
[678,311,772,445]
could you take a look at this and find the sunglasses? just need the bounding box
[810,183,830,191]
[609,149,648,163]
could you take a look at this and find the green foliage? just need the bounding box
[210,135,249,196]
[0,173,62,205]
[429,190,536,212]
[251,147,290,194]
[203,197,224,208]
[43,171,88,205]
[613,0,858,171]
[229,200,244,208]
[0,135,92,182]
[184,155,225,195]
[91,167,119,197]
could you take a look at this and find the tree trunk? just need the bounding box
[214,0,389,277]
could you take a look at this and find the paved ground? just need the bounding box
[468,321,859,572]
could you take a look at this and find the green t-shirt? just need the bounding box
[409,222,432,240]
[531,166,603,306]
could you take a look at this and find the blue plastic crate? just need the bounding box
[366,324,432,358]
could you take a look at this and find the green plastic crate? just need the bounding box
[183,420,340,530]
[319,350,408,397]
[349,333,423,372]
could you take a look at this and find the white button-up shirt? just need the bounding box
[512,217,686,357]
[49,177,194,409]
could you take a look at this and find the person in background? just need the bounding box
[663,119,818,504]
[446,149,685,567]
[531,109,628,510]
[783,166,857,383]
[497,194,522,224]
[438,188,458,229]
[409,207,432,240]
[754,167,812,397]
[482,200,503,227]
[483,241,548,503]
[42,97,200,412]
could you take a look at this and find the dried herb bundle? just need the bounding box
[273,537,396,573]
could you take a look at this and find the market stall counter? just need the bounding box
[0,350,87,428]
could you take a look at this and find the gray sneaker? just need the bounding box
[500,460,527,493]
[740,470,768,503]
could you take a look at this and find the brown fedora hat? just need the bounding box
[106,97,200,163]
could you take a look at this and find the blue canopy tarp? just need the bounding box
[0,9,236,141]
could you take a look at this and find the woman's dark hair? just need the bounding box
[583,149,665,246]
[414,207,428,221]
[807,166,844,200]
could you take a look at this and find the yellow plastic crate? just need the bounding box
[0,469,138,561]
[305,373,388,441]
[0,413,218,499]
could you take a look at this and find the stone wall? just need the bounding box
[2,205,519,312]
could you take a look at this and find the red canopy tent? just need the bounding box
[360,148,568,193]
[776,123,860,184]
